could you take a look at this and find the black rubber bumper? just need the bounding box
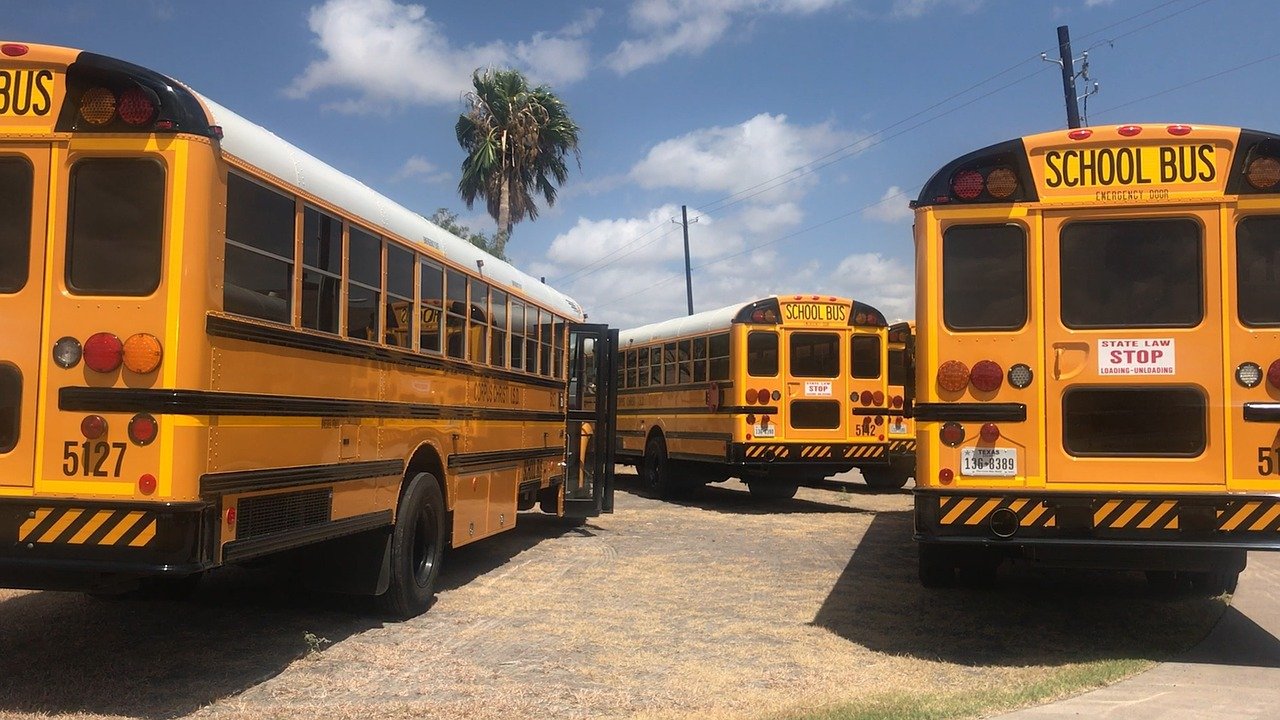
[0,498,217,591]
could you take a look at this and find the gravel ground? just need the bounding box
[0,470,1226,720]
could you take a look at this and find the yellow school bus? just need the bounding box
[0,42,616,617]
[616,295,898,499]
[911,123,1280,592]
[884,321,915,488]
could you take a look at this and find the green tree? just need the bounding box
[455,68,581,258]
[429,208,506,261]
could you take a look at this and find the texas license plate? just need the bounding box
[960,447,1016,477]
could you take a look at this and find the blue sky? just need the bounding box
[7,0,1277,327]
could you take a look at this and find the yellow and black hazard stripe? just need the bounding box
[1216,499,1280,533]
[801,445,834,459]
[926,494,1280,535]
[842,444,886,460]
[888,439,916,454]
[743,444,791,459]
[18,507,158,548]
[937,496,1057,528]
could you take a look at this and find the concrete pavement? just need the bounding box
[997,552,1280,719]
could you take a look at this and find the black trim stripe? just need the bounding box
[60,387,564,422]
[913,403,1027,422]
[208,313,565,390]
[619,381,734,395]
[221,510,392,563]
[616,429,646,437]
[666,431,733,442]
[449,446,562,470]
[202,459,404,496]
[1244,402,1280,422]
[850,408,902,416]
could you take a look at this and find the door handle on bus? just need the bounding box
[1052,342,1090,380]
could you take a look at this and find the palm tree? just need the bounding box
[456,68,581,257]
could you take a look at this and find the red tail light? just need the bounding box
[138,474,157,495]
[746,388,759,404]
[979,423,1000,442]
[872,391,885,406]
[83,333,124,373]
[758,388,770,404]
[1268,359,1280,389]
[940,422,965,446]
[860,390,873,406]
[128,414,158,446]
[936,360,969,393]
[939,468,954,485]
[80,415,107,440]
[891,395,903,409]
[952,170,984,200]
[969,360,1004,393]
[118,87,156,126]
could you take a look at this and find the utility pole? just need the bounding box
[1041,25,1098,129]
[673,206,697,315]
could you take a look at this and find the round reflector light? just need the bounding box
[1268,360,1280,389]
[1237,362,1263,388]
[936,360,970,393]
[979,423,1000,442]
[138,474,157,495]
[970,360,1004,393]
[985,167,1018,199]
[746,413,756,425]
[860,390,873,406]
[53,336,83,369]
[1008,363,1033,389]
[940,422,965,447]
[939,468,955,485]
[874,414,884,426]
[83,332,124,373]
[80,415,107,440]
[745,388,759,404]
[891,395,903,409]
[872,391,885,406]
[128,413,158,446]
[771,390,781,401]
[952,169,984,200]
[117,87,156,126]
[1246,157,1280,190]
[79,87,116,125]
[123,333,163,374]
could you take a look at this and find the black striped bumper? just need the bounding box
[887,438,916,457]
[731,442,888,466]
[0,499,215,590]
[914,490,1280,550]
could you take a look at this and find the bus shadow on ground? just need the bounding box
[0,515,582,719]
[613,471,886,516]
[812,511,1277,668]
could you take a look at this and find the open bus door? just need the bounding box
[564,324,618,517]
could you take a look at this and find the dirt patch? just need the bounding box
[0,471,1226,720]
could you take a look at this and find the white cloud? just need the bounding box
[288,0,594,111]
[607,0,847,74]
[630,113,859,202]
[547,205,747,269]
[862,185,913,223]
[392,155,452,184]
[833,252,914,321]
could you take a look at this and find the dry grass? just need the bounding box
[0,472,1227,720]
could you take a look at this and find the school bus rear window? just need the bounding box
[1236,216,1280,327]
[1059,219,1201,329]
[0,158,32,294]
[942,224,1026,331]
[67,158,164,296]
[1063,387,1206,457]
[790,332,839,378]
[747,331,778,377]
[851,336,880,379]
[0,364,18,454]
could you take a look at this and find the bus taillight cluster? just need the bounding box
[936,359,1033,393]
[54,332,163,374]
[951,166,1019,201]
[1236,360,1280,389]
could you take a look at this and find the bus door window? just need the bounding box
[941,224,1027,331]
[419,260,443,353]
[470,281,490,362]
[301,206,341,334]
[747,331,779,377]
[346,226,382,342]
[1237,216,1280,325]
[788,332,842,429]
[385,243,413,348]
[0,158,33,293]
[445,268,467,359]
[569,336,598,412]
[693,336,708,382]
[68,159,165,297]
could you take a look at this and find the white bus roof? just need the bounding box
[619,302,744,347]
[197,94,584,321]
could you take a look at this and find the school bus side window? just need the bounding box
[523,307,539,373]
[492,289,511,367]
[509,300,526,369]
[301,206,341,334]
[747,331,778,377]
[1236,216,1280,326]
[445,269,467,359]
[693,336,708,382]
[224,172,293,322]
[385,243,413,348]
[709,333,730,381]
[0,159,33,293]
[1060,219,1201,329]
[347,226,382,341]
[679,339,693,383]
[419,259,443,353]
[942,224,1027,331]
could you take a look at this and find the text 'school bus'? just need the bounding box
[910,123,1280,592]
[614,295,903,500]
[885,321,916,488]
[0,43,617,618]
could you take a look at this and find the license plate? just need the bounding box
[960,447,1016,477]
[753,424,776,438]
[889,419,907,435]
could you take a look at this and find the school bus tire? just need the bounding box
[918,543,957,588]
[861,466,909,490]
[746,481,799,500]
[1187,570,1239,596]
[378,472,446,620]
[643,433,677,499]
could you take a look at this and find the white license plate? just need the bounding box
[960,447,1017,477]
[753,424,776,438]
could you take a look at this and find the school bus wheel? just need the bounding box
[378,472,446,620]
[643,434,676,499]
[861,465,909,490]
